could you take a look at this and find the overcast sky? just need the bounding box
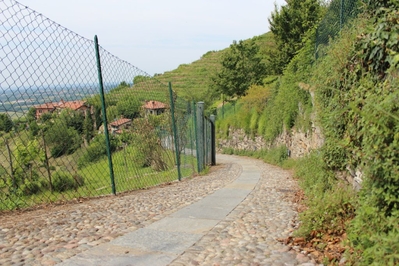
[20,0,286,75]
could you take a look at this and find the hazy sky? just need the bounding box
[20,0,286,75]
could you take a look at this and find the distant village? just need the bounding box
[33,99,168,134]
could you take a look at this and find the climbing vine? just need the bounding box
[314,2,399,264]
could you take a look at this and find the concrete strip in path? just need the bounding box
[58,156,260,266]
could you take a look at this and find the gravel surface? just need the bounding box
[0,155,319,266]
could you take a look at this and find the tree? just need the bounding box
[110,81,130,93]
[29,121,40,137]
[45,119,82,158]
[0,113,13,132]
[106,105,118,121]
[212,40,266,99]
[86,94,114,129]
[116,96,141,119]
[268,0,322,74]
[14,139,44,182]
[26,107,36,122]
[39,112,53,123]
[59,109,85,134]
[83,109,94,144]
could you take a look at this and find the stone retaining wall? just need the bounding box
[217,125,363,188]
[217,124,324,159]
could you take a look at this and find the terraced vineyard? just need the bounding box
[131,32,275,107]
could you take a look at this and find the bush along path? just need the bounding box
[0,154,316,266]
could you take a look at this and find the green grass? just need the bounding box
[110,80,170,103]
[221,145,295,170]
[155,50,224,103]
[0,143,197,211]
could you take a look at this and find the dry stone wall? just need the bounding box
[217,124,363,189]
[217,124,324,159]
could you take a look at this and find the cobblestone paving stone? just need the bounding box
[0,163,240,266]
[0,155,320,266]
[170,158,319,266]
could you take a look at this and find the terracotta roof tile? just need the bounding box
[143,100,167,110]
[35,102,58,109]
[35,100,87,110]
[57,100,87,110]
[109,118,132,127]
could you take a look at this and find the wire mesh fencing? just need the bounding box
[315,0,359,59]
[0,0,209,211]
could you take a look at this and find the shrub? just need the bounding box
[294,152,356,237]
[46,125,82,158]
[78,135,119,168]
[131,118,170,172]
[262,145,289,166]
[222,147,235,155]
[52,171,84,192]
[19,180,41,195]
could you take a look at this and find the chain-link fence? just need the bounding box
[0,0,214,211]
[194,102,216,173]
[315,0,359,59]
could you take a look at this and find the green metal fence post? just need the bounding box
[193,101,200,173]
[168,82,182,181]
[206,119,212,165]
[210,114,216,166]
[196,102,205,172]
[188,102,195,172]
[189,103,194,157]
[94,35,116,195]
[204,117,208,165]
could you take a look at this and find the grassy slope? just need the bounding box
[146,32,274,104]
[157,50,224,102]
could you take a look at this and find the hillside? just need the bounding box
[214,1,399,265]
[157,50,224,102]
[144,32,275,104]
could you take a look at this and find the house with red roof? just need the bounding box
[109,117,132,134]
[142,100,168,116]
[34,102,58,120]
[34,99,89,120]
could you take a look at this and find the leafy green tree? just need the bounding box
[86,94,115,129]
[39,112,53,123]
[268,0,322,74]
[110,81,130,93]
[83,109,94,144]
[26,107,37,122]
[14,139,44,182]
[12,117,27,133]
[45,119,82,158]
[59,109,85,134]
[118,81,129,87]
[106,105,118,121]
[29,121,40,137]
[0,113,13,132]
[116,96,141,119]
[363,0,397,12]
[212,40,266,98]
